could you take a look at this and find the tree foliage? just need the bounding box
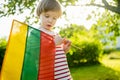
[90,11,120,48]
[0,0,120,18]
[0,0,78,17]
[0,0,36,17]
[86,0,120,14]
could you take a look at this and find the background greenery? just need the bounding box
[0,0,120,79]
[60,25,103,67]
[0,38,7,69]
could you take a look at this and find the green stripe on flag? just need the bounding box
[21,26,40,80]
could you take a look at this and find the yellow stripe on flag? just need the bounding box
[1,20,28,80]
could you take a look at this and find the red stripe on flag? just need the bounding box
[38,31,55,80]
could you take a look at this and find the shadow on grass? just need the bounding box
[70,50,120,80]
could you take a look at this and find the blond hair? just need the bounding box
[36,0,62,17]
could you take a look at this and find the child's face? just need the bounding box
[40,11,59,30]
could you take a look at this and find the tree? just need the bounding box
[86,0,120,14]
[0,0,120,18]
[0,0,78,17]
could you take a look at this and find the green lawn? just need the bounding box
[70,51,120,80]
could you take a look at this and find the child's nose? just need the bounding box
[48,18,53,23]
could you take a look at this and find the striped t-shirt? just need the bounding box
[55,46,72,80]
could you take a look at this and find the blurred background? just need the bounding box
[0,0,120,80]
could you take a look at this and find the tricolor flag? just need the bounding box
[0,20,72,80]
[0,20,56,80]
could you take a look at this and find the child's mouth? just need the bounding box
[47,25,52,27]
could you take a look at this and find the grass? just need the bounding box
[100,51,120,72]
[70,51,120,80]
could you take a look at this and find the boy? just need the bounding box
[36,0,72,79]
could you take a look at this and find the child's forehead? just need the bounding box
[44,11,61,17]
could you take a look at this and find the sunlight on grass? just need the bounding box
[100,51,120,72]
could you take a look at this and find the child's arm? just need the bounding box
[54,35,71,53]
[54,34,64,45]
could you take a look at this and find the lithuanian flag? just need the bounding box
[0,20,55,80]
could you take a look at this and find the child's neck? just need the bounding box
[40,26,55,36]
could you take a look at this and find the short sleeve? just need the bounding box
[54,34,64,46]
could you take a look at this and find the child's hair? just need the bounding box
[36,0,62,17]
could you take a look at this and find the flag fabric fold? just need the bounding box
[0,20,55,80]
[0,20,72,80]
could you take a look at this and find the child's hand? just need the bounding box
[63,39,71,53]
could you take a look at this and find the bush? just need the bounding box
[67,38,103,67]
[103,48,116,54]
[0,38,7,69]
[59,24,103,67]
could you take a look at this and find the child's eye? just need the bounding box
[45,15,49,18]
[53,17,57,20]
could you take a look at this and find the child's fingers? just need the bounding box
[63,38,71,44]
[63,39,71,53]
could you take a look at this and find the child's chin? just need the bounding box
[45,27,51,30]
